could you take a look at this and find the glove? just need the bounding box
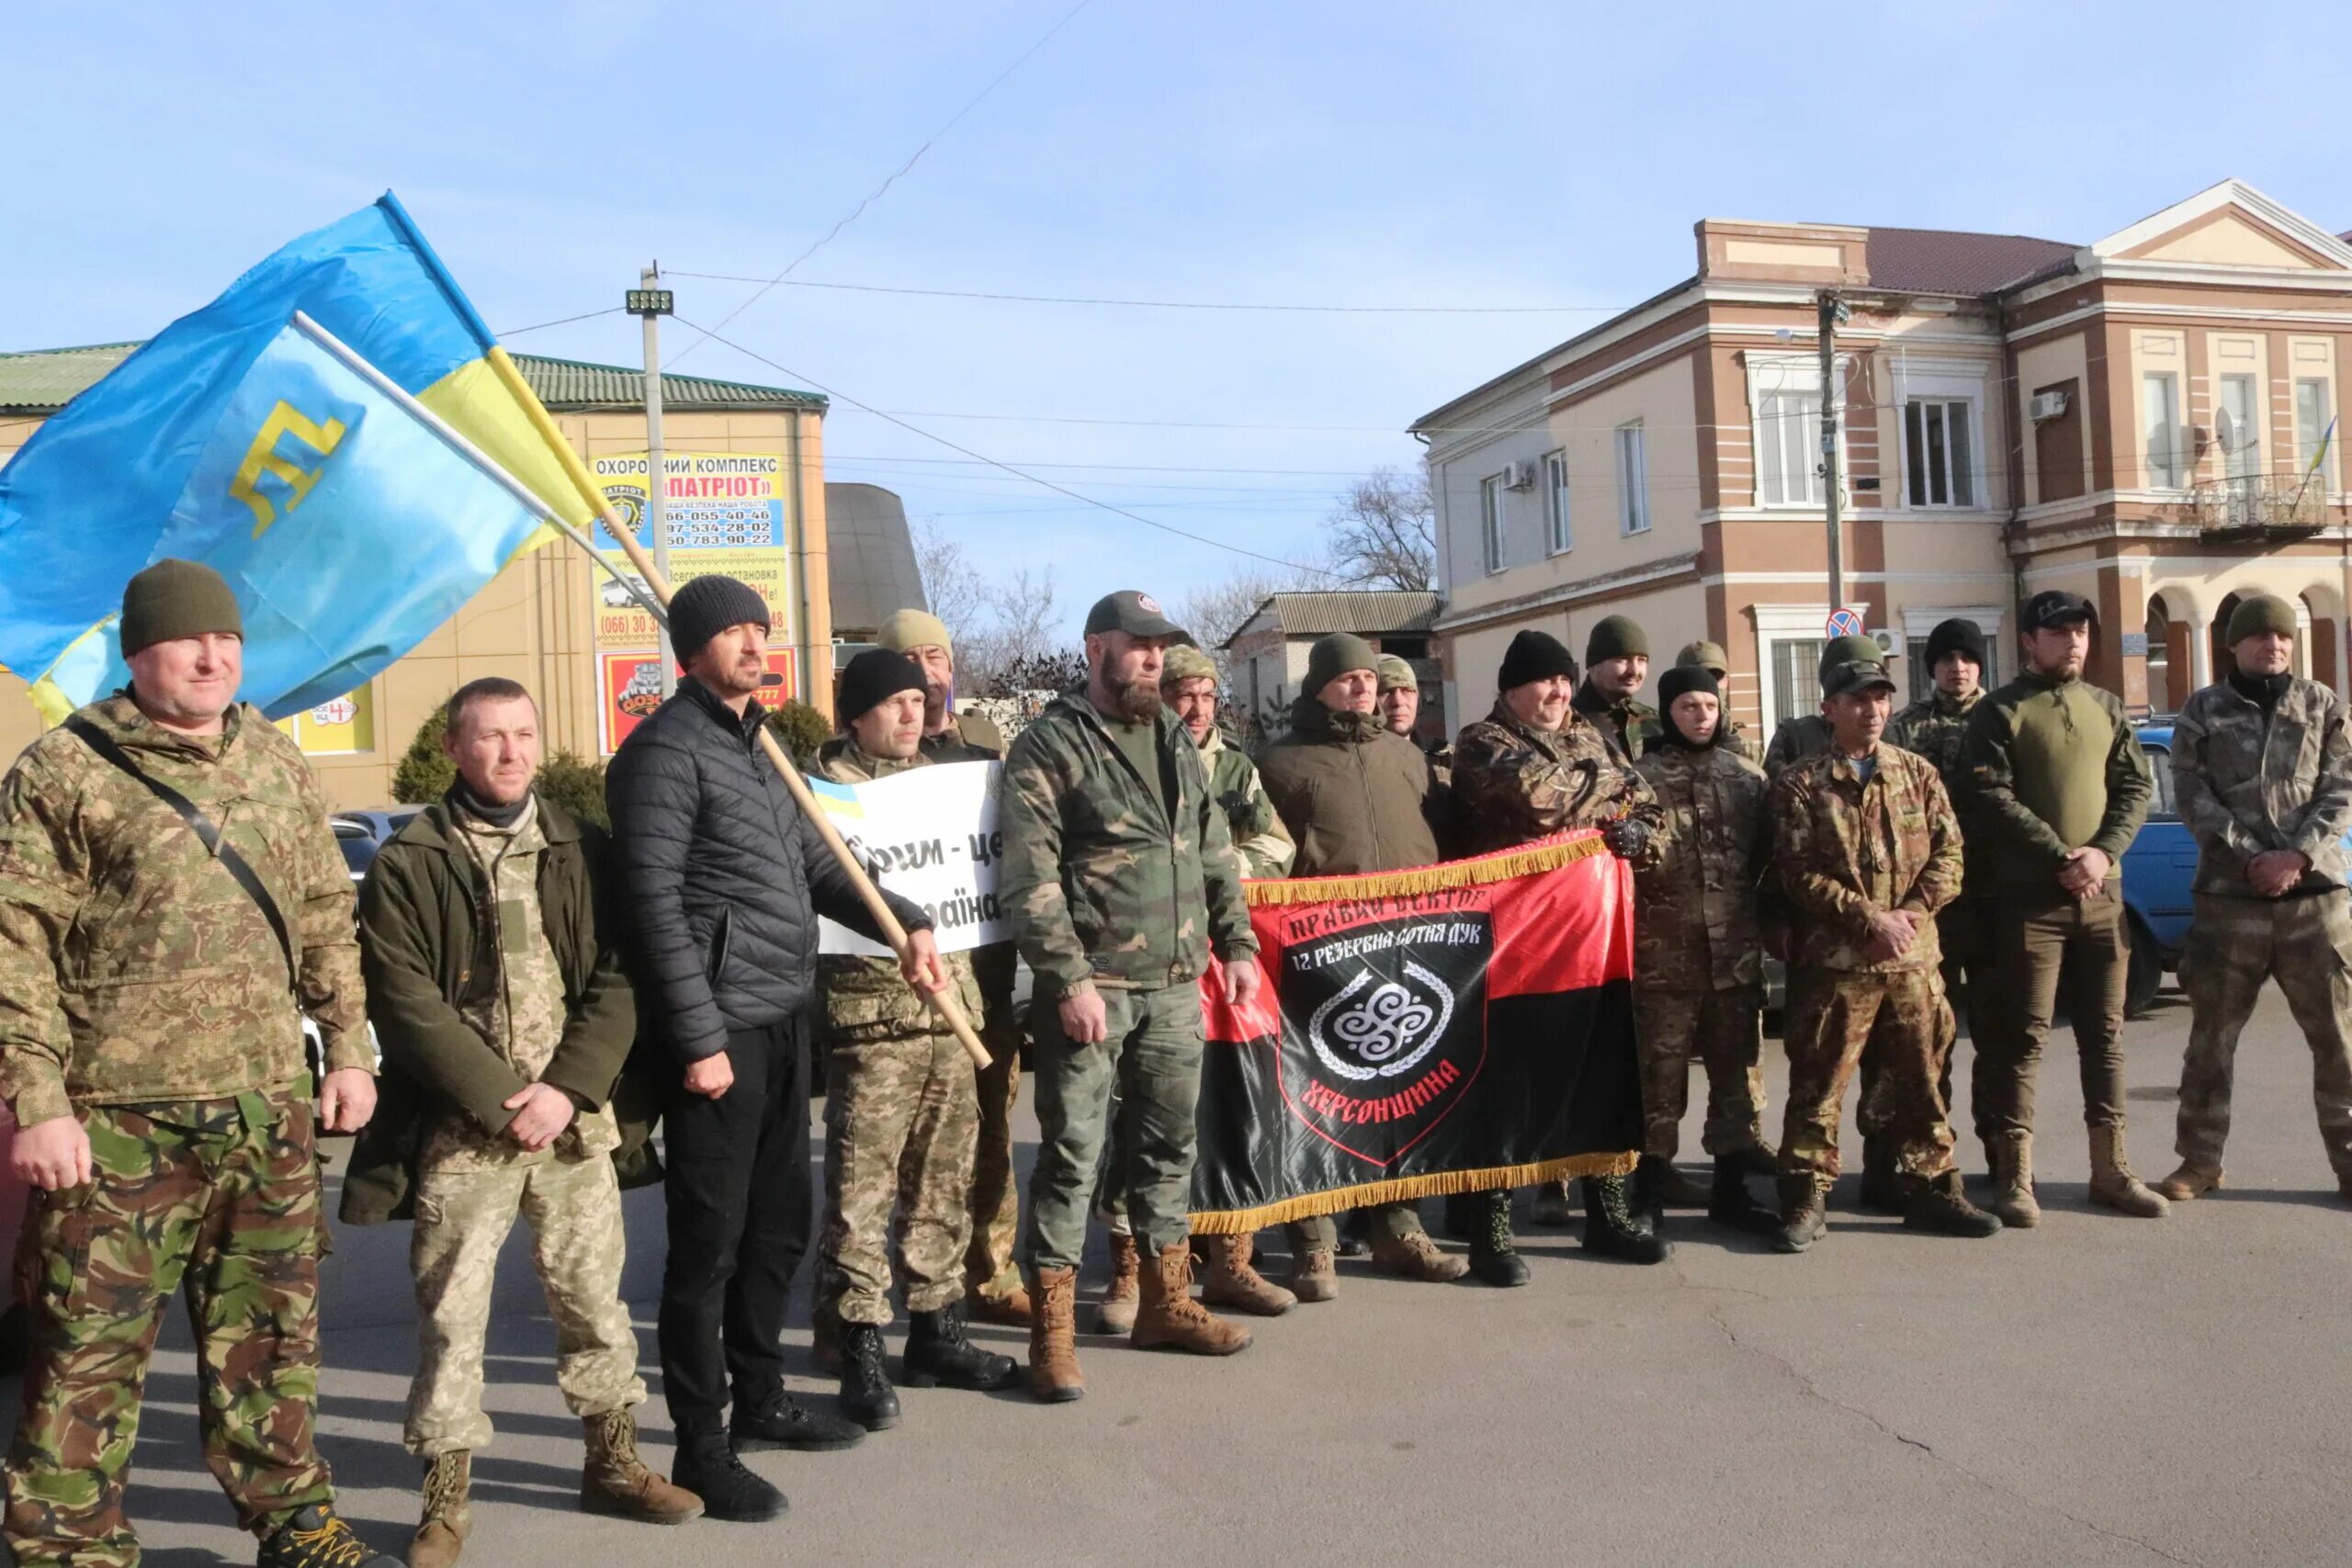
[1601,817,1655,864]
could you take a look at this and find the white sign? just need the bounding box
[311,696,358,727]
[809,761,1008,956]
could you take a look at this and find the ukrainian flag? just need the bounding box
[0,193,600,721]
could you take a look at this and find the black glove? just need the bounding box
[1600,817,1653,863]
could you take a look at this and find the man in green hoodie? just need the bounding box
[1958,591,2163,1225]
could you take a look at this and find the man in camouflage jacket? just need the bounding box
[997,592,1261,1402]
[1762,634,1885,775]
[2159,594,2352,1203]
[0,561,398,1567]
[1572,614,1661,763]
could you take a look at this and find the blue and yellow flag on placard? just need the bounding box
[0,192,602,722]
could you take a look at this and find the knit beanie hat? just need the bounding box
[1675,639,1729,678]
[1585,615,1648,665]
[1657,664,1722,746]
[2227,594,2298,645]
[836,649,927,727]
[1306,633,1379,696]
[1161,644,1218,689]
[1376,655,1417,693]
[1498,629,1578,691]
[1924,618,1986,670]
[119,559,242,657]
[877,607,953,657]
[669,574,770,659]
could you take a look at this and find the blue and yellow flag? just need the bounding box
[0,192,599,721]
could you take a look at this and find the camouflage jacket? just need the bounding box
[816,737,985,1041]
[0,694,365,1127]
[2171,675,2352,896]
[1717,717,1760,765]
[997,687,1254,997]
[1764,712,1834,776]
[922,707,1006,764]
[1886,689,1984,784]
[1632,742,1772,989]
[1197,728,1295,879]
[1573,682,1661,763]
[1450,701,1662,858]
[1770,744,1962,973]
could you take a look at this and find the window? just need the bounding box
[2219,374,2261,480]
[2143,372,2184,490]
[1903,399,1975,508]
[1756,389,1821,506]
[1544,449,1571,553]
[1480,474,1506,574]
[1769,637,1823,733]
[2297,378,2334,478]
[1614,423,1649,535]
[2143,744,2177,819]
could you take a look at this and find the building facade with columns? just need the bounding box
[1415,179,2351,733]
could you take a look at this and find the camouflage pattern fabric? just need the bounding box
[1716,718,1760,765]
[1025,983,1204,1268]
[0,694,367,1130]
[1631,743,1771,991]
[996,687,1254,998]
[2170,675,2352,896]
[1763,712,1833,777]
[1634,984,1767,1160]
[817,1025,982,1324]
[1198,728,1295,879]
[1769,745,1962,974]
[1778,965,1958,1186]
[1885,688,1984,784]
[2177,891,2352,1178]
[4,1092,334,1563]
[964,942,1025,1302]
[1573,682,1660,763]
[1449,702,1662,858]
[405,1151,643,1456]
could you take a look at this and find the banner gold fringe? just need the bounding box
[1240,831,1608,908]
[1186,1148,1640,1235]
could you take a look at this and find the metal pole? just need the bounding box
[1818,290,1844,616]
[641,264,674,698]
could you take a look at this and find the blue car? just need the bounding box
[2120,724,2197,1018]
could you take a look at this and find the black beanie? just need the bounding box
[1924,617,1986,671]
[1657,664,1722,748]
[836,649,926,727]
[669,574,770,659]
[1585,614,1648,665]
[1498,629,1578,691]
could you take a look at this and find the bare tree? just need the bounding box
[1325,465,1435,592]
[1171,560,1322,674]
[910,518,985,651]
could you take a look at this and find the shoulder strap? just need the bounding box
[62,716,298,993]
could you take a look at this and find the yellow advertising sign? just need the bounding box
[276,684,376,755]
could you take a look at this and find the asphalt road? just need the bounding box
[49,980,2352,1568]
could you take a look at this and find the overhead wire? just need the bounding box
[664,272,1643,315]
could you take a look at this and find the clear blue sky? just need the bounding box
[7,1,2351,639]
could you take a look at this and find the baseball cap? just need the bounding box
[2022,590,2096,631]
[1821,658,1898,698]
[1083,590,1182,638]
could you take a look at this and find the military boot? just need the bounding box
[1368,1229,1469,1282]
[1094,1232,1142,1335]
[2157,1159,2224,1202]
[408,1451,470,1568]
[581,1408,703,1525]
[1707,1156,1781,1235]
[1729,1140,1779,1179]
[1199,1233,1296,1315]
[1657,1159,1712,1209]
[1285,1242,1340,1303]
[904,1300,1020,1392]
[1528,1179,1577,1226]
[1467,1190,1530,1287]
[1028,1266,1086,1403]
[1441,1191,1481,1241]
[672,1428,786,1524]
[257,1504,401,1568]
[1336,1208,1373,1258]
[837,1323,901,1429]
[1858,1138,1904,1214]
[1901,1170,2003,1238]
[1632,1156,1668,1229]
[1774,1174,1828,1254]
[967,1280,1034,1327]
[2087,1125,2169,1217]
[1581,1174,1670,1263]
[1988,1131,2041,1229]
[1132,1243,1252,1355]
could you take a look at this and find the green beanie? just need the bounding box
[1817,633,1881,676]
[1306,633,1379,697]
[2226,594,2298,645]
[119,559,243,657]
[1160,644,1218,689]
[1585,615,1648,665]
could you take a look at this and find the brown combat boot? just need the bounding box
[411,1450,471,1568]
[1989,1131,2041,1229]
[1093,1232,1141,1335]
[1198,1233,1296,1315]
[1028,1266,1085,1404]
[581,1408,703,1525]
[968,1281,1034,1327]
[1132,1244,1252,1355]
[1285,1243,1339,1302]
[1368,1229,1469,1283]
[2087,1124,2169,1217]
[2157,1160,2224,1201]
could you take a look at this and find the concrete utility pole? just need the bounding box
[1817,289,1849,616]
[633,265,676,697]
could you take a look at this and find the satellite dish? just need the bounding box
[2215,408,2244,455]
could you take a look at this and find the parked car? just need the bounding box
[332,807,421,883]
[2120,723,2197,1018]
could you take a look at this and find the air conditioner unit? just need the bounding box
[2030,389,2069,423]
[1869,628,1901,658]
[1503,460,1538,491]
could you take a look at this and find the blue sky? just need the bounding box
[7,1,2352,639]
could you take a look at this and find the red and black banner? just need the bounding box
[1189,832,1642,1234]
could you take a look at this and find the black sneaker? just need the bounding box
[673,1437,787,1524]
[730,1388,865,1452]
[256,1505,400,1567]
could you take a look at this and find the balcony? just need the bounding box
[2191,472,2330,539]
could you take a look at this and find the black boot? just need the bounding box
[731,1386,864,1452]
[1442,1191,1480,1242]
[1859,1137,1904,1213]
[1902,1169,2004,1237]
[903,1300,1021,1391]
[1632,1155,1668,1231]
[1336,1207,1372,1258]
[838,1323,902,1431]
[1579,1174,1670,1263]
[1774,1174,1827,1254]
[673,1430,787,1524]
[1466,1190,1529,1287]
[1708,1156,1781,1235]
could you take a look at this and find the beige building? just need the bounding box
[1414,179,2352,734]
[0,345,835,807]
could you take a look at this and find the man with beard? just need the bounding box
[998,592,1261,1403]
[876,608,1029,1329]
[1630,665,1780,1234]
[1256,635,1469,1298]
[1450,628,1668,1280]
[1574,615,1660,763]
[1672,641,1759,763]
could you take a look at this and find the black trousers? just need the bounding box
[658,1016,812,1435]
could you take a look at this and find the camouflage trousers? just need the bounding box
[818,1027,982,1326]
[1027,984,1203,1270]
[1634,983,1768,1159]
[2177,891,2352,1178]
[405,1152,645,1457]
[3,1092,334,1567]
[1778,967,1958,1188]
[963,1010,1024,1303]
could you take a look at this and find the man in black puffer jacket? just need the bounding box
[606,574,946,1525]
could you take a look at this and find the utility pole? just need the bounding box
[628,266,677,696]
[1817,289,1850,617]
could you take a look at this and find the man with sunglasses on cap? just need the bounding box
[1764,634,1887,776]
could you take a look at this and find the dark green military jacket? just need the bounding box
[1573,681,1661,763]
[1958,672,2152,895]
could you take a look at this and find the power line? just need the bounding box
[499,306,626,338]
[668,0,1094,370]
[665,271,1640,315]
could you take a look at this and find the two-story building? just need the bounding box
[1415,179,2352,735]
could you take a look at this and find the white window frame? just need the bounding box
[1887,354,1992,513]
[2219,373,2262,480]
[2296,377,2334,481]
[1614,422,1650,536]
[1751,604,1830,738]
[2143,370,2186,491]
[1756,387,1822,507]
[1480,473,1507,575]
[1744,350,1851,511]
[1902,397,1979,509]
[1544,448,1571,554]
